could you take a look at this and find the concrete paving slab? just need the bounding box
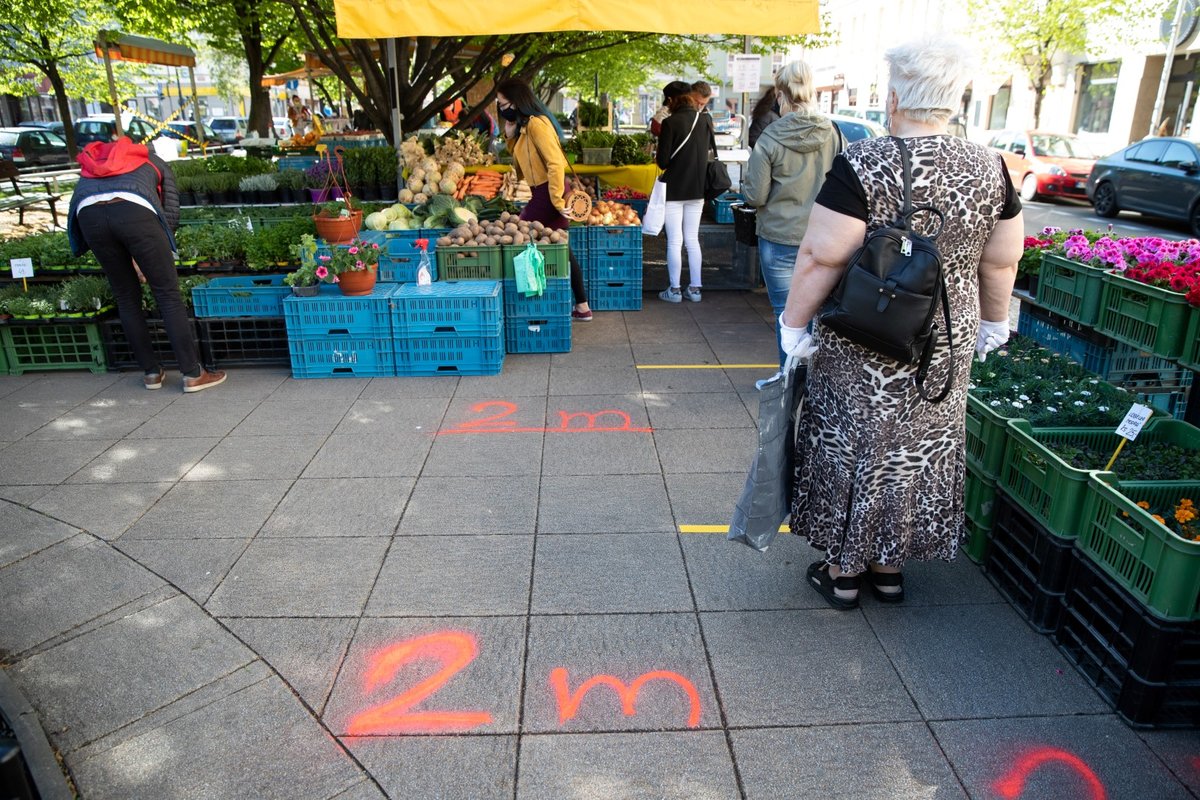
[68,675,365,800]
[626,322,704,344]
[932,715,1193,800]
[0,439,115,485]
[422,432,544,477]
[898,556,1012,607]
[867,604,1110,719]
[531,533,692,614]
[546,393,650,429]
[333,397,451,435]
[630,342,718,365]
[710,341,780,370]
[126,397,260,439]
[0,373,43,398]
[0,500,79,569]
[262,478,412,537]
[549,344,635,367]
[302,434,433,478]
[645,392,756,430]
[548,366,643,396]
[232,399,355,437]
[0,535,164,657]
[449,357,551,398]
[184,367,287,400]
[541,432,660,477]
[205,537,389,617]
[342,735,516,800]
[184,434,323,481]
[637,368,737,394]
[517,731,738,800]
[1139,730,1200,795]
[224,617,357,712]
[26,399,167,441]
[115,538,250,603]
[538,475,674,534]
[3,373,115,405]
[325,780,389,800]
[323,617,526,736]
[9,594,254,752]
[0,403,76,441]
[30,482,173,541]
[398,475,538,536]
[655,428,758,474]
[663,472,746,526]
[700,609,919,726]
[570,316,633,345]
[732,723,968,800]
[0,484,53,506]
[681,534,827,611]
[123,479,290,539]
[267,377,370,401]
[523,614,720,733]
[359,375,459,399]
[367,535,532,617]
[440,395,547,431]
[70,438,219,484]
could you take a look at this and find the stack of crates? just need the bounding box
[190,275,292,368]
[585,225,643,311]
[283,284,397,378]
[502,243,572,353]
[391,281,504,375]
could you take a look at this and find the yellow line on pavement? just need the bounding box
[637,364,777,370]
[679,524,789,533]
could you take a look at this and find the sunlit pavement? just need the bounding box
[1,292,1196,799]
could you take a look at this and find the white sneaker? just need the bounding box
[658,288,682,304]
[684,286,702,303]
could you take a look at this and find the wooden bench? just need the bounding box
[0,159,63,227]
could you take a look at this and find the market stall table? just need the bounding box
[465,163,659,198]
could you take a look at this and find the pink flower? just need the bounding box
[315,265,328,279]
[372,243,380,250]
[355,260,364,269]
[319,255,331,262]
[349,246,359,255]
[332,275,340,283]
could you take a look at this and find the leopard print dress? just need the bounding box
[788,135,1009,573]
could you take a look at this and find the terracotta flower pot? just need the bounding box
[313,210,362,244]
[336,265,377,297]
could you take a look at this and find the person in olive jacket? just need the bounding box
[741,60,841,364]
[67,137,225,392]
[655,89,715,303]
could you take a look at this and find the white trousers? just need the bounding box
[665,199,704,289]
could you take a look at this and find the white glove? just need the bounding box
[779,314,818,377]
[976,319,1010,362]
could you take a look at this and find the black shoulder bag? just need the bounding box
[704,117,732,201]
[818,137,954,403]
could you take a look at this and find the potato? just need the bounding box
[484,237,496,246]
[438,236,452,246]
[500,211,511,223]
[500,235,513,245]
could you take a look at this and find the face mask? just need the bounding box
[498,106,520,122]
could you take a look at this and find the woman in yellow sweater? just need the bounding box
[496,78,592,321]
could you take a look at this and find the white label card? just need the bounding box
[1115,403,1154,441]
[10,258,33,279]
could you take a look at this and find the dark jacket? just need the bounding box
[68,154,179,256]
[656,108,713,201]
[747,107,781,150]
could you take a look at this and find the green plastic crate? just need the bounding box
[1078,474,1200,621]
[966,464,999,530]
[435,246,503,280]
[1000,418,1200,540]
[1,323,107,374]
[965,393,1013,479]
[1179,306,1200,373]
[963,511,991,564]
[1096,272,1193,359]
[1035,253,1106,326]
[0,337,8,374]
[501,243,571,280]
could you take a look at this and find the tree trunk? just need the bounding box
[43,60,78,156]
[235,4,275,138]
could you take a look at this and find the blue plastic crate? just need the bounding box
[378,253,436,283]
[396,333,504,376]
[568,226,590,251]
[1136,389,1189,420]
[192,275,291,318]
[288,334,396,378]
[588,225,641,251]
[357,228,424,258]
[276,155,319,171]
[1104,343,1194,391]
[502,278,571,318]
[391,280,503,336]
[588,278,643,311]
[282,283,396,337]
[587,251,643,283]
[1017,309,1114,375]
[505,315,572,353]
[612,199,648,219]
[712,192,741,224]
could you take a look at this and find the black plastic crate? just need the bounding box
[1055,554,1200,728]
[983,491,1074,634]
[198,317,289,367]
[100,317,188,371]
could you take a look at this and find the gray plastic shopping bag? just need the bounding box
[728,362,806,551]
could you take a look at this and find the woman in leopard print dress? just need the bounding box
[777,38,1024,609]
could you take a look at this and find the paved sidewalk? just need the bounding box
[0,291,1197,800]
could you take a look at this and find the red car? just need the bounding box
[988,130,1098,202]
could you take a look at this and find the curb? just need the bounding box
[0,668,74,800]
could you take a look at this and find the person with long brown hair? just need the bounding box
[655,87,713,303]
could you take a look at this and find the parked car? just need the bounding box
[989,129,1097,201]
[0,127,71,167]
[208,116,247,144]
[1087,136,1200,236]
[21,120,67,136]
[75,114,157,145]
[829,114,887,143]
[163,121,222,146]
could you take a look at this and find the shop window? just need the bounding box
[988,83,1011,130]
[1074,61,1119,135]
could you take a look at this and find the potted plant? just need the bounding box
[191,174,212,205]
[285,234,323,295]
[576,99,608,130]
[246,216,315,271]
[373,147,399,201]
[323,234,381,296]
[176,175,196,206]
[239,173,279,205]
[1017,235,1049,292]
[5,293,56,320]
[576,130,616,164]
[343,149,375,202]
[277,169,308,203]
[57,275,115,317]
[305,160,343,203]
[210,172,239,205]
[312,197,362,244]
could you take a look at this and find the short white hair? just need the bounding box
[774,60,815,114]
[884,37,975,125]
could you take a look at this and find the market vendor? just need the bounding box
[288,95,312,136]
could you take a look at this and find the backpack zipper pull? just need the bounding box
[900,236,912,257]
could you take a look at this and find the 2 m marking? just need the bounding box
[993,747,1106,800]
[438,400,651,436]
[550,668,701,727]
[345,631,493,735]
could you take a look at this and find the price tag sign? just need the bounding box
[10,257,33,279]
[1115,403,1154,441]
[730,55,763,93]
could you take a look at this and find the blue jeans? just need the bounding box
[758,237,800,365]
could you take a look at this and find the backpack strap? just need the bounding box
[914,270,955,403]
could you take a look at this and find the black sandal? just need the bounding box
[866,569,905,603]
[806,561,860,610]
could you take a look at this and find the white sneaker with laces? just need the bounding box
[659,288,682,304]
[684,286,702,303]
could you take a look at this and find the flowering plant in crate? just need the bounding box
[1126,498,1200,542]
[285,234,321,288]
[322,236,381,282]
[1056,232,1200,306]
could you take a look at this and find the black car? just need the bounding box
[0,127,71,167]
[75,116,157,145]
[1087,136,1200,236]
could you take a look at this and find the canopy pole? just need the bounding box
[388,37,403,193]
[100,32,124,138]
[189,66,203,155]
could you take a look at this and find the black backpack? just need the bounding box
[818,137,954,403]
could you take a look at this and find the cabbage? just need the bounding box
[388,219,412,231]
[365,212,388,231]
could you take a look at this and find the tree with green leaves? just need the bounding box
[967,0,1156,127]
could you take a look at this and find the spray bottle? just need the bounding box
[415,237,432,286]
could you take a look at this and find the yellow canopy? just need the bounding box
[262,66,335,87]
[333,0,821,38]
[95,31,196,68]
